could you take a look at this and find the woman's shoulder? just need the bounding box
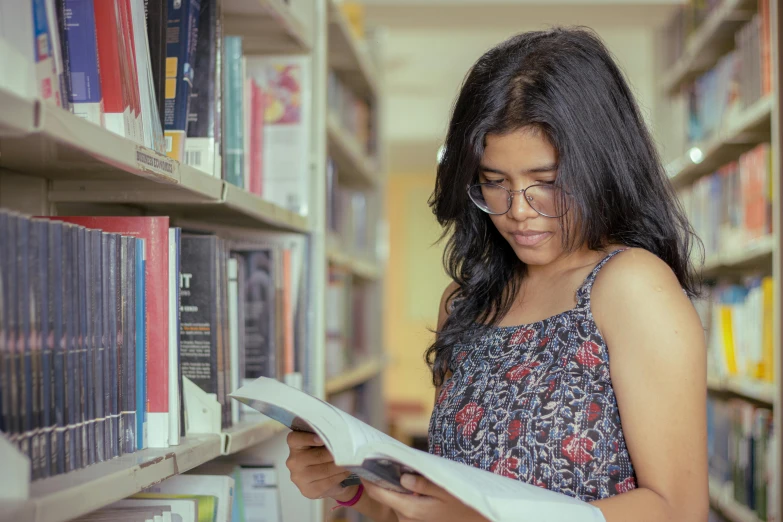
[591,247,691,322]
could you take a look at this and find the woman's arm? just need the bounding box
[591,249,709,522]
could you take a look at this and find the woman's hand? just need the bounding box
[285,431,358,502]
[363,474,488,522]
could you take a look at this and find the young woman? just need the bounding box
[286,27,709,522]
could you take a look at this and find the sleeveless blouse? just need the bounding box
[428,249,637,501]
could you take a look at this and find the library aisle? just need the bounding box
[0,1,781,522]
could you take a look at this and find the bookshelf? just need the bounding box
[658,0,781,520]
[0,0,386,521]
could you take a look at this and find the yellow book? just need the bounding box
[719,305,738,376]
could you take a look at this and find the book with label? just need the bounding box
[232,378,606,522]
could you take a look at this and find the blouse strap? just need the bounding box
[576,248,628,308]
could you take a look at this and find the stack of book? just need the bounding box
[0,211,308,481]
[679,143,773,259]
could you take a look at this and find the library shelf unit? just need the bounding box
[326,357,386,396]
[661,0,758,94]
[657,0,782,520]
[0,0,387,521]
[327,232,382,280]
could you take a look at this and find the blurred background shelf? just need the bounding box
[700,235,774,276]
[326,357,385,396]
[660,0,756,94]
[666,96,772,187]
[709,478,765,522]
[707,375,776,405]
[327,112,379,188]
[327,0,378,99]
[223,0,312,53]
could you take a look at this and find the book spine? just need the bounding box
[17,217,33,475]
[220,240,229,428]
[78,227,92,467]
[116,0,142,143]
[164,0,202,162]
[135,238,146,450]
[227,256,240,425]
[71,226,83,470]
[105,233,118,459]
[28,220,43,480]
[91,230,105,462]
[31,0,65,107]
[168,228,181,445]
[93,0,130,137]
[0,213,6,438]
[7,216,19,450]
[36,220,52,479]
[130,0,167,152]
[62,224,74,471]
[115,235,124,456]
[240,249,276,384]
[63,0,105,125]
[48,222,65,475]
[144,0,168,127]
[185,0,220,177]
[124,236,137,454]
[222,36,244,188]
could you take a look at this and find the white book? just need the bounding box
[0,0,36,98]
[228,257,241,425]
[129,0,165,152]
[231,378,606,522]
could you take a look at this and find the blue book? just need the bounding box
[164,0,202,162]
[136,238,147,450]
[101,233,115,459]
[62,223,77,471]
[90,229,105,462]
[123,236,136,454]
[108,234,119,458]
[7,215,19,449]
[0,211,6,437]
[48,221,65,475]
[29,219,49,479]
[18,216,33,474]
[34,219,51,479]
[63,0,104,124]
[78,226,92,467]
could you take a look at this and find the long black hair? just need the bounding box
[426,26,701,386]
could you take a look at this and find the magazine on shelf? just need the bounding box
[230,377,605,522]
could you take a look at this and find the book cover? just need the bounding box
[63,0,105,125]
[90,229,105,463]
[179,235,220,411]
[164,0,202,162]
[32,0,65,107]
[93,0,131,137]
[144,0,168,132]
[186,0,222,177]
[246,79,265,196]
[45,217,170,449]
[222,35,244,188]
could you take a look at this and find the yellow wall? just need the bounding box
[383,172,451,413]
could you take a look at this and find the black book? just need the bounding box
[18,216,33,474]
[78,227,92,467]
[122,236,137,454]
[33,219,51,479]
[91,230,105,463]
[72,226,83,470]
[179,235,221,414]
[108,234,120,458]
[101,233,115,459]
[145,0,168,127]
[48,221,65,475]
[0,211,7,437]
[62,224,76,471]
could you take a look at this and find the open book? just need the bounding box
[230,378,605,522]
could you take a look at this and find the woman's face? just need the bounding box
[479,127,566,267]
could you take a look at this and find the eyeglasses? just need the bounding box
[466,183,569,218]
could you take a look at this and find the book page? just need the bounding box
[230,378,357,461]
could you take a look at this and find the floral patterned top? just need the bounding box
[428,249,637,501]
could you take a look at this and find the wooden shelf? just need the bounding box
[327,0,378,99]
[707,375,776,405]
[709,478,764,522]
[660,0,756,94]
[4,435,222,522]
[327,113,378,188]
[326,358,385,396]
[223,0,311,54]
[327,233,382,280]
[222,416,287,455]
[667,96,773,188]
[0,88,309,233]
[701,235,774,275]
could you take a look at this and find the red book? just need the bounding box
[117,0,143,141]
[43,216,170,448]
[93,0,128,138]
[248,80,265,196]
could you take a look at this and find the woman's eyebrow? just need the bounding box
[479,164,558,175]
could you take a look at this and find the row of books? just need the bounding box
[0,211,306,481]
[707,396,776,521]
[685,0,772,144]
[1,0,313,217]
[662,0,724,68]
[223,36,311,216]
[326,158,375,258]
[328,70,375,158]
[696,278,774,384]
[325,267,371,380]
[68,467,283,522]
[679,143,773,258]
